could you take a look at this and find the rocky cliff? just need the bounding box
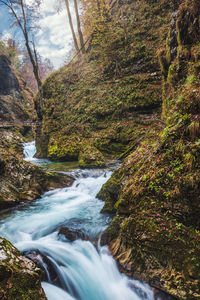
[0,54,73,210]
[0,55,33,125]
[0,55,20,96]
[0,52,75,299]
[98,0,200,298]
[35,0,173,166]
[0,130,73,209]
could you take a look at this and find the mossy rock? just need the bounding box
[34,0,171,161]
[97,169,123,213]
[48,139,80,161]
[0,237,46,299]
[78,145,105,168]
[0,134,73,210]
[100,1,200,297]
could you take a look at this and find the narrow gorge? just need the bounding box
[0,0,200,299]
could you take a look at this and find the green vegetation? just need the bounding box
[98,0,200,298]
[35,0,172,166]
[1,0,199,298]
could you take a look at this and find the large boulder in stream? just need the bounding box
[78,145,106,168]
[58,226,89,242]
[0,237,47,299]
[24,250,62,288]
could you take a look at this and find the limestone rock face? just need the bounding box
[0,96,30,123]
[34,0,169,162]
[0,237,47,300]
[0,55,20,96]
[0,54,34,125]
[0,55,30,125]
[98,0,200,298]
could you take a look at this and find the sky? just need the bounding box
[0,0,77,69]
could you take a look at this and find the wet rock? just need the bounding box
[45,172,74,191]
[0,130,74,211]
[0,237,46,299]
[58,226,89,242]
[47,137,80,162]
[154,289,177,300]
[0,157,73,211]
[24,250,62,288]
[97,168,123,213]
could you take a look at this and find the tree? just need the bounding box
[80,0,110,35]
[64,0,80,53]
[63,0,85,55]
[0,37,19,64]
[73,0,85,54]
[0,0,43,119]
[20,51,54,92]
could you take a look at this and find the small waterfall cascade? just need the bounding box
[0,142,155,300]
[23,141,50,165]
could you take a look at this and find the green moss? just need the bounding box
[78,145,105,168]
[167,62,179,86]
[0,237,46,299]
[35,0,170,160]
[185,74,198,86]
[48,139,80,161]
[97,169,123,213]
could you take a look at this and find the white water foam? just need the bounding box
[0,142,154,300]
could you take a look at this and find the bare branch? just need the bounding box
[0,0,43,119]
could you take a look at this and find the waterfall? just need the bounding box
[23,141,50,165]
[0,142,155,300]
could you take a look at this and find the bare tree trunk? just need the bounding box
[0,0,43,119]
[64,0,80,53]
[20,0,43,119]
[73,0,85,54]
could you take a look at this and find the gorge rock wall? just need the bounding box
[0,54,73,210]
[0,53,75,299]
[0,55,20,96]
[99,0,200,298]
[35,0,174,167]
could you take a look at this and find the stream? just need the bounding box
[0,141,156,300]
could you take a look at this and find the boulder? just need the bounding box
[58,226,89,242]
[0,237,46,299]
[78,145,105,168]
[24,250,62,287]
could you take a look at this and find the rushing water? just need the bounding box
[24,141,50,165]
[0,141,155,300]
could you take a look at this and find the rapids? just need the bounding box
[0,141,155,300]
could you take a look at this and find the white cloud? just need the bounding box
[1,0,77,69]
[36,0,78,69]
